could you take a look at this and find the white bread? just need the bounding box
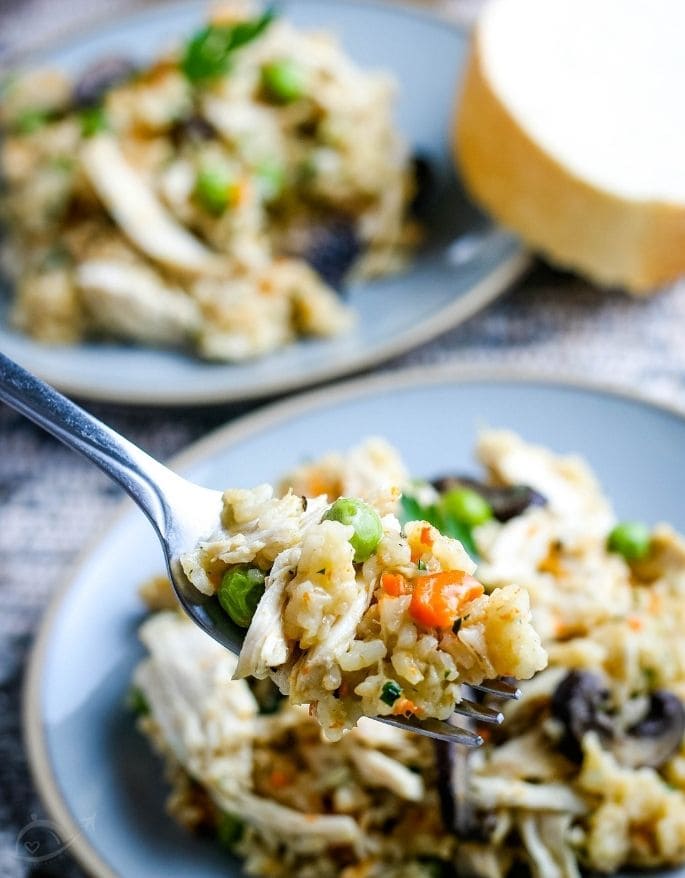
[454,0,685,293]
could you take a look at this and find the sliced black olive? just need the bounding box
[612,692,685,769]
[431,475,547,522]
[550,670,614,762]
[73,57,137,108]
[300,218,362,292]
[434,741,494,841]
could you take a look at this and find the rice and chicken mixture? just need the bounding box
[0,5,417,360]
[178,442,546,741]
[133,431,685,876]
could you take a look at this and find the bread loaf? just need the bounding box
[454,0,685,293]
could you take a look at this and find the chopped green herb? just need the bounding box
[15,108,51,134]
[80,105,108,137]
[126,686,150,716]
[182,10,275,83]
[218,565,266,627]
[400,491,479,560]
[417,559,427,571]
[380,680,402,706]
[217,811,244,848]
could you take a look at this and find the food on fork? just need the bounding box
[455,0,685,293]
[0,5,418,359]
[181,497,546,740]
[180,438,547,740]
[133,430,685,877]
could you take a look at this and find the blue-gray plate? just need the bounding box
[24,367,685,876]
[0,0,528,406]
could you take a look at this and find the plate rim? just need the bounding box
[23,363,685,878]
[0,0,531,406]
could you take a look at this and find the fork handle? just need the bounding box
[0,352,179,536]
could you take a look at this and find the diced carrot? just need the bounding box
[420,526,434,547]
[269,769,291,789]
[409,571,484,629]
[627,615,644,632]
[411,525,436,561]
[381,572,407,596]
[393,697,419,716]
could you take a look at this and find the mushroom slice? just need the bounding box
[80,134,223,275]
[611,692,685,769]
[76,260,202,346]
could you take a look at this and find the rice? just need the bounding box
[0,8,417,360]
[133,431,685,876]
[180,444,546,740]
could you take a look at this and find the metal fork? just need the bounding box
[0,352,519,744]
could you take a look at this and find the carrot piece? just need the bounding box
[409,571,484,629]
[420,526,434,547]
[627,615,644,632]
[393,697,419,716]
[411,524,436,562]
[269,769,291,789]
[381,572,407,596]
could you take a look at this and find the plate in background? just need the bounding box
[0,0,528,405]
[24,366,685,876]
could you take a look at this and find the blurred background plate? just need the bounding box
[24,366,685,877]
[0,0,528,405]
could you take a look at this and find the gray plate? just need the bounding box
[24,366,685,876]
[0,0,528,405]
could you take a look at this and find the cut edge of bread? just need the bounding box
[453,31,685,294]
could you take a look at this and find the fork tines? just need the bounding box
[375,676,520,745]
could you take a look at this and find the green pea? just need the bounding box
[218,565,266,627]
[195,166,234,215]
[607,521,651,561]
[261,59,307,104]
[380,680,402,706]
[441,487,493,527]
[217,811,244,848]
[323,497,383,562]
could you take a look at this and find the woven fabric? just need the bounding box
[2,2,685,875]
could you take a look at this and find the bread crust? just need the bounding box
[454,31,685,294]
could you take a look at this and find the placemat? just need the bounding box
[2,2,685,876]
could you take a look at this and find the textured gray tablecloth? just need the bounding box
[2,2,685,876]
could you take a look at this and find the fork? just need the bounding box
[0,352,519,744]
